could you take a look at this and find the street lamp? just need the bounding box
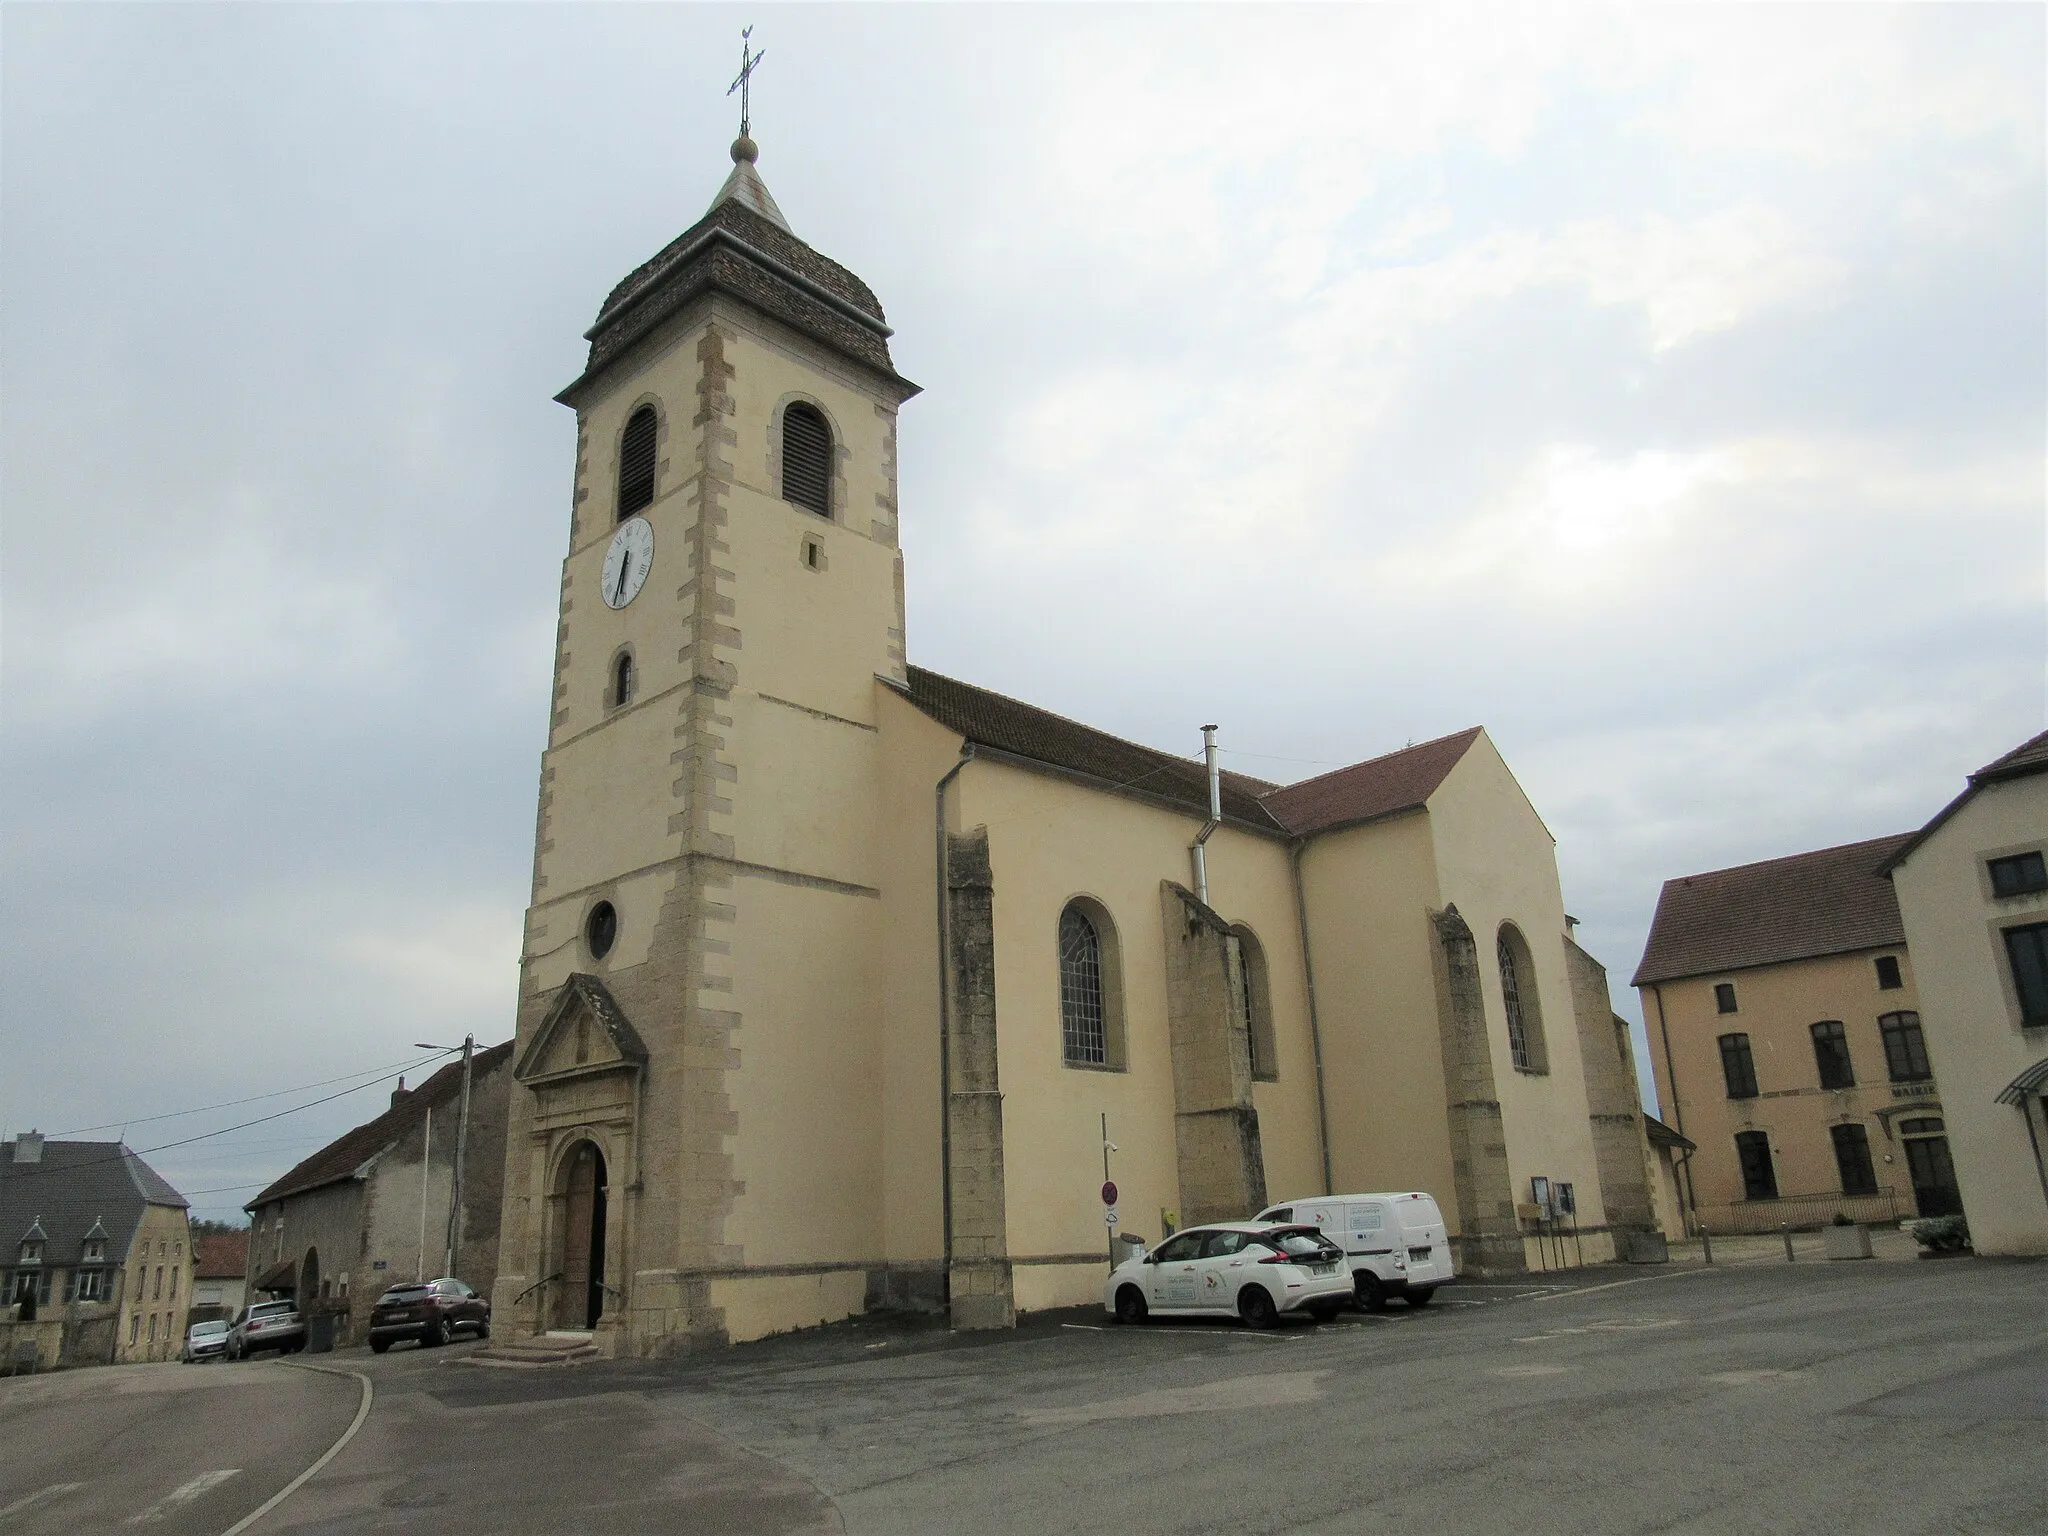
[415,1036,475,1280]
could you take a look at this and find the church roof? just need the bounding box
[1258,728,1484,837]
[246,1042,511,1210]
[1879,727,2048,875]
[893,666,1288,833]
[1631,833,1912,987]
[561,140,911,403]
[0,1139,186,1267]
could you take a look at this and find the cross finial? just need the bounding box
[728,26,766,140]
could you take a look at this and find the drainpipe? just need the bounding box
[1289,840,1335,1196]
[1190,725,1221,906]
[934,744,975,1297]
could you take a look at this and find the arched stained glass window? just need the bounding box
[1059,905,1106,1066]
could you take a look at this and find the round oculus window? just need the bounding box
[585,901,618,960]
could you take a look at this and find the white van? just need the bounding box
[1253,1192,1454,1310]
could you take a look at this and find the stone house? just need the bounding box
[1883,729,2048,1255]
[0,1132,192,1369]
[1634,835,1956,1230]
[244,1043,511,1346]
[487,128,1666,1356]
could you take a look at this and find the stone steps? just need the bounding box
[461,1331,601,1369]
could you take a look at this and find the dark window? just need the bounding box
[1830,1124,1878,1196]
[781,402,832,518]
[1735,1131,1778,1200]
[2003,924,2048,1024]
[585,901,618,961]
[617,406,657,520]
[1714,982,1738,1014]
[1230,929,1277,1081]
[1496,926,1548,1072]
[1719,1032,1759,1099]
[1201,1230,1253,1258]
[1810,1020,1855,1090]
[1153,1232,1203,1264]
[1874,955,1902,990]
[1059,905,1106,1066]
[1898,1116,1943,1136]
[613,652,635,708]
[1879,1011,1931,1082]
[1501,935,1532,1069]
[1990,851,2048,898]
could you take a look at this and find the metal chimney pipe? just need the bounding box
[1191,725,1222,906]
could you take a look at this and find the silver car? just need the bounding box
[227,1300,304,1359]
[182,1318,230,1362]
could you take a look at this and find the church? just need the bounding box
[489,123,1661,1354]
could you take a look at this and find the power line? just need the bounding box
[5,1049,458,1183]
[45,1053,451,1138]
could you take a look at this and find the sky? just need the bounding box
[3,5,2041,1225]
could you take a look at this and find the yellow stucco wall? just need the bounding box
[1427,736,1610,1255]
[1639,950,1924,1214]
[1892,773,2048,1255]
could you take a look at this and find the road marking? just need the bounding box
[1706,1369,1809,1386]
[1492,1365,1574,1378]
[1021,1369,1329,1426]
[1515,1318,1685,1343]
[0,1483,84,1519]
[218,1362,373,1536]
[126,1470,241,1525]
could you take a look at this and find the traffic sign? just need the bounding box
[1101,1180,1118,1205]
[1104,1207,1120,1227]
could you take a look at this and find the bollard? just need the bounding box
[1700,1226,1714,1266]
[1781,1223,1796,1262]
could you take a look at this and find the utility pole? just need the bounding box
[416,1036,476,1281]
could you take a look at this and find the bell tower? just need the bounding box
[492,124,919,1354]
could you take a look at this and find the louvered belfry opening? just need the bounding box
[781,402,832,518]
[617,406,657,520]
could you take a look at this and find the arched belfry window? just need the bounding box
[611,650,635,710]
[781,402,832,518]
[1497,924,1549,1074]
[617,405,657,521]
[1058,898,1126,1070]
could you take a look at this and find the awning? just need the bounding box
[1643,1113,1696,1152]
[1995,1058,2048,1106]
[252,1259,296,1294]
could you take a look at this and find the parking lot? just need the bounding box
[4,1252,2042,1534]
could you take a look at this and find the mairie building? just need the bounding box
[491,132,1661,1353]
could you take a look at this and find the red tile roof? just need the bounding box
[247,1043,511,1209]
[1259,728,1483,837]
[194,1230,248,1279]
[1632,833,1913,987]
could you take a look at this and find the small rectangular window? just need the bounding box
[1880,1011,1932,1083]
[1830,1124,1879,1197]
[1810,1020,1855,1090]
[1735,1131,1778,1201]
[2004,924,2048,1024]
[1874,955,1902,990]
[1714,982,1738,1014]
[1719,1032,1759,1099]
[1989,851,2048,898]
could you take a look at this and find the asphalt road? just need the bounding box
[0,1355,359,1534]
[5,1255,2042,1534]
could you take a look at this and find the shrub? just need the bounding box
[1910,1214,1971,1253]
[1831,1212,1854,1227]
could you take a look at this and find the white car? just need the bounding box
[1104,1222,1353,1328]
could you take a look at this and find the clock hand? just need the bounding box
[614,551,631,603]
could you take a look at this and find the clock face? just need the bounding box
[600,517,654,610]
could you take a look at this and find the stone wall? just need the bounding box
[1428,905,1524,1275]
[946,828,1014,1329]
[1565,938,1659,1238]
[1160,882,1267,1226]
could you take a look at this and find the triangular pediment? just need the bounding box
[516,974,649,1086]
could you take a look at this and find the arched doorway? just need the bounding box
[299,1247,321,1308]
[554,1142,608,1331]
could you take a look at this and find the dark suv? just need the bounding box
[368,1277,490,1352]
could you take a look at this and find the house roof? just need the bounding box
[0,1139,187,1267]
[1642,1113,1695,1152]
[1259,728,1484,837]
[1631,833,1914,987]
[1881,728,2048,875]
[891,666,1289,833]
[246,1042,512,1210]
[194,1230,249,1280]
[562,143,910,401]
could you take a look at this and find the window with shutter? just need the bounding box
[781,402,832,518]
[617,406,657,520]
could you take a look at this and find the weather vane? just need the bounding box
[728,26,765,140]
